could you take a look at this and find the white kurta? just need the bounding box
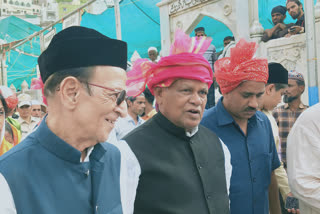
[287,103,320,214]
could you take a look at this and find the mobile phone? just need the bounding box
[289,27,295,32]
[285,196,299,210]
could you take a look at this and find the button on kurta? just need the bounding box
[197,165,202,170]
[85,170,90,176]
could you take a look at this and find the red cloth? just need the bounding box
[214,39,268,94]
[30,77,47,105]
[126,30,213,96]
[0,86,18,110]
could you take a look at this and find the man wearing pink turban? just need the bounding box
[122,30,231,214]
[201,39,282,214]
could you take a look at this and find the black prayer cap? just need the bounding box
[271,5,287,15]
[268,62,288,84]
[195,27,205,32]
[38,26,127,83]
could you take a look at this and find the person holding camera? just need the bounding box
[286,0,305,36]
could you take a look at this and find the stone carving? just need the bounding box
[267,44,305,71]
[169,0,218,15]
[250,20,264,38]
[176,21,183,29]
[224,3,232,16]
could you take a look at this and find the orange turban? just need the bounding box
[214,39,269,94]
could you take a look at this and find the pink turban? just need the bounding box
[214,39,269,94]
[126,29,213,96]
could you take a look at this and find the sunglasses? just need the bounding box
[87,83,126,105]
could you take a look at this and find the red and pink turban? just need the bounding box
[214,39,269,94]
[126,30,213,96]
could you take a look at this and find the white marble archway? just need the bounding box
[157,0,263,56]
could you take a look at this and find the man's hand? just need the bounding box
[288,26,303,35]
[278,23,286,30]
[286,192,300,214]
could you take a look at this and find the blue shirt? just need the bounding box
[0,117,122,214]
[201,98,280,214]
[114,115,145,140]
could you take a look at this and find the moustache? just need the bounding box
[244,107,257,112]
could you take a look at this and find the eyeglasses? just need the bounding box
[87,83,126,105]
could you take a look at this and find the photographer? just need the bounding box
[286,0,305,37]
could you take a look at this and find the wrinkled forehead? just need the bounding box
[170,78,209,89]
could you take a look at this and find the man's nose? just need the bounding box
[248,97,259,109]
[189,93,203,105]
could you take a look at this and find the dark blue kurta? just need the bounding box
[201,98,280,214]
[0,118,122,214]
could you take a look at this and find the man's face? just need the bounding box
[128,96,146,117]
[223,39,231,47]
[18,105,31,120]
[75,66,127,143]
[287,2,303,19]
[223,81,265,122]
[156,79,208,131]
[31,105,41,118]
[261,84,287,111]
[195,31,205,38]
[148,50,158,62]
[272,12,285,25]
[283,79,304,103]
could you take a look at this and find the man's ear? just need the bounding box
[299,84,305,94]
[265,84,274,95]
[59,76,82,110]
[126,99,133,108]
[153,87,164,105]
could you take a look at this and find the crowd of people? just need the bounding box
[262,0,305,42]
[0,0,319,213]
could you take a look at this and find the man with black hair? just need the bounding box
[286,0,305,36]
[141,88,157,121]
[262,5,294,42]
[194,27,217,109]
[218,36,236,59]
[273,70,308,170]
[114,93,145,140]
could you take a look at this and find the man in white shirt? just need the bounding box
[16,94,39,139]
[287,103,320,214]
[113,94,145,140]
[30,100,42,119]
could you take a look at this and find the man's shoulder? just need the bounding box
[198,124,220,138]
[100,142,122,164]
[273,104,286,112]
[0,133,40,172]
[100,142,121,156]
[123,118,157,140]
[201,107,219,126]
[255,111,272,125]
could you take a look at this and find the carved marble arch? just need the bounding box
[157,0,250,55]
[168,0,238,39]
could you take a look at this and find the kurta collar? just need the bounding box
[216,97,263,126]
[35,116,106,164]
[154,111,192,140]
